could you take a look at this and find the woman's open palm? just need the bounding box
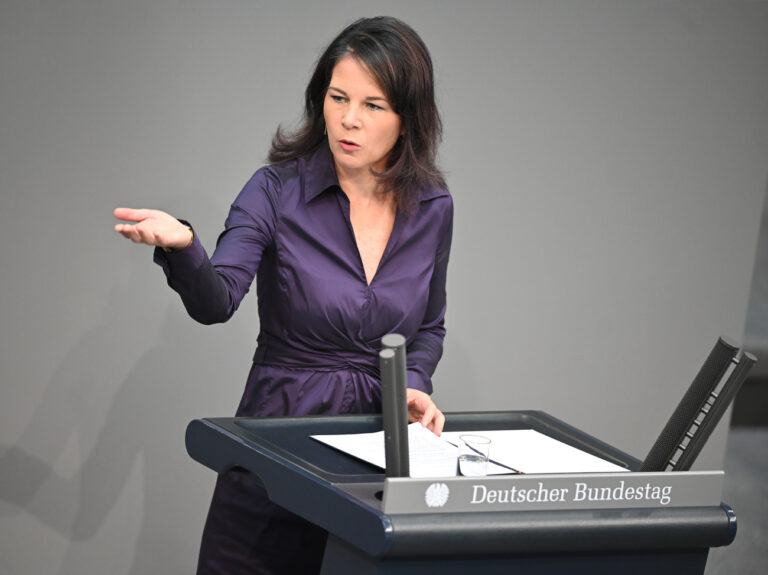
[114,207,192,251]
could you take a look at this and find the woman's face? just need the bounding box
[323,55,402,180]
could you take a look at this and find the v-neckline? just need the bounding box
[336,190,401,287]
[364,209,401,286]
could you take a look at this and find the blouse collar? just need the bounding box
[302,141,448,204]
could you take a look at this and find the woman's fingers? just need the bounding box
[406,388,445,436]
[113,207,189,249]
[427,408,445,436]
[113,207,157,223]
[421,403,445,436]
[114,221,154,244]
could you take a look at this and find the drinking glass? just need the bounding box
[458,434,491,477]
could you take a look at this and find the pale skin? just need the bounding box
[114,55,445,435]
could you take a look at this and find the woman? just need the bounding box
[114,16,452,575]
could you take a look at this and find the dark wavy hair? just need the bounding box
[268,16,446,211]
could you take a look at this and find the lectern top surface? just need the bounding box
[208,411,637,484]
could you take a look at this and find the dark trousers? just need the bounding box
[196,469,327,575]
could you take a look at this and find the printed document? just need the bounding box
[312,423,626,478]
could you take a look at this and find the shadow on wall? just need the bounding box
[0,282,228,574]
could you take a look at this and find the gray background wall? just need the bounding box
[2,1,767,574]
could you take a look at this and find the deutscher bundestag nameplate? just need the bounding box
[382,471,723,514]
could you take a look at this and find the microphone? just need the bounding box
[380,334,410,477]
[640,336,757,472]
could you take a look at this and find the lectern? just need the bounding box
[185,411,736,574]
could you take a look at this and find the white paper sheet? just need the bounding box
[312,423,625,478]
[441,429,626,474]
[313,422,460,478]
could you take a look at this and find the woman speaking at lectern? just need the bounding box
[114,16,452,574]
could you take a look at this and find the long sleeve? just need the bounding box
[153,168,281,325]
[405,195,454,394]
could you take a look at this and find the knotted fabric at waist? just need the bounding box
[252,334,380,380]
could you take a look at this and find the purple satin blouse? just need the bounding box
[155,142,452,417]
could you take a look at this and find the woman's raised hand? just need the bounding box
[113,207,193,252]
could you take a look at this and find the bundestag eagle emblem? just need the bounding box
[425,483,450,507]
